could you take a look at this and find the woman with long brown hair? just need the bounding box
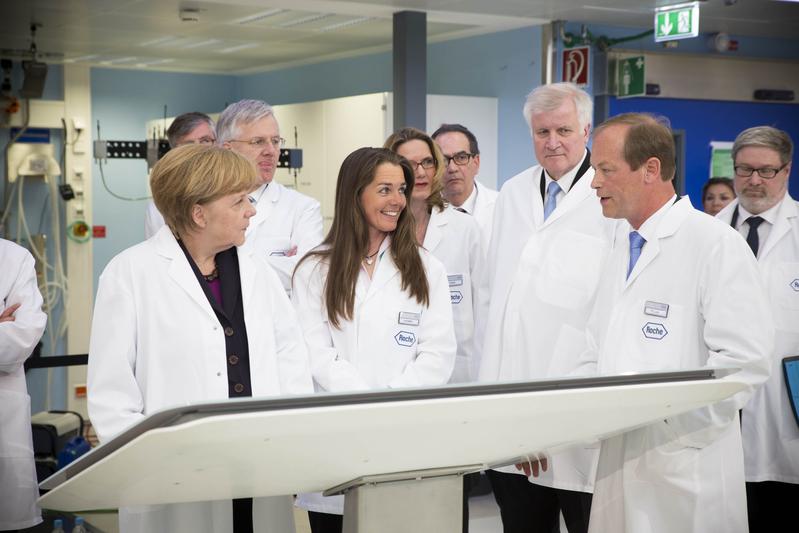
[291,147,456,531]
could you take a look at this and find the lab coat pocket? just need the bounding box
[535,231,605,310]
[630,303,688,372]
[262,236,293,257]
[390,306,422,350]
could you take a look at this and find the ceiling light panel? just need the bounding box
[276,13,337,29]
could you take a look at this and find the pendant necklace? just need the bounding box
[363,250,379,265]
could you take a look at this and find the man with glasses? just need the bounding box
[432,124,498,248]
[716,126,798,531]
[478,83,615,533]
[217,99,323,292]
[145,111,218,238]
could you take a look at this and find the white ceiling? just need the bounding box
[1,0,798,75]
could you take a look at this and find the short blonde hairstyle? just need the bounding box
[384,127,446,212]
[150,144,258,236]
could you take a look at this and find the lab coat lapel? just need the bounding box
[423,208,446,253]
[624,197,688,288]
[236,247,257,313]
[364,249,400,303]
[531,167,546,227]
[152,227,216,318]
[247,182,280,239]
[542,170,594,227]
[759,194,798,260]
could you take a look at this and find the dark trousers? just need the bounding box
[746,480,799,533]
[486,469,592,533]
[308,511,343,533]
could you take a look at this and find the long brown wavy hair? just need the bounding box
[384,127,446,212]
[295,147,430,329]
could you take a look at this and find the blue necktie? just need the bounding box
[543,181,560,220]
[627,231,646,279]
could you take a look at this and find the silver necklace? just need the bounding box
[363,250,379,265]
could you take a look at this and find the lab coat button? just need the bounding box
[224,326,234,336]
[233,383,245,393]
[228,355,239,365]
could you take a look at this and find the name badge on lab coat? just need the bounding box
[398,311,421,326]
[644,301,669,318]
[447,274,464,287]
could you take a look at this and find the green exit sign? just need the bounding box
[655,2,700,42]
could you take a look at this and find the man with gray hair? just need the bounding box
[715,125,798,531]
[479,82,615,533]
[217,99,323,291]
[144,111,217,238]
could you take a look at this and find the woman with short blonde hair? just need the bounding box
[88,144,313,533]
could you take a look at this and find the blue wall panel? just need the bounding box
[90,68,235,292]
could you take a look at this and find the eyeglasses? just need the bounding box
[443,152,476,166]
[228,136,286,149]
[409,157,436,171]
[734,164,787,179]
[178,136,216,146]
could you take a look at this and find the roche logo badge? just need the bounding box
[642,322,668,340]
[450,291,463,304]
[790,279,799,292]
[394,331,417,347]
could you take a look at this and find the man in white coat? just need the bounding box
[145,111,217,238]
[0,238,47,531]
[432,123,498,249]
[217,99,324,291]
[715,126,798,531]
[479,83,614,533]
[584,113,773,533]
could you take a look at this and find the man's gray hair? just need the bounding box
[216,99,275,144]
[732,126,793,166]
[522,82,593,131]
[166,112,214,148]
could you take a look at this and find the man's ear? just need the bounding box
[644,157,662,183]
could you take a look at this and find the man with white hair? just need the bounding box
[479,82,615,533]
[217,99,323,291]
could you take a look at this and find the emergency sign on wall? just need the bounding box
[561,46,590,88]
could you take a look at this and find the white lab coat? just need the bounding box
[479,162,612,492]
[242,182,323,292]
[580,197,773,533]
[717,195,799,484]
[424,206,487,382]
[0,239,46,531]
[471,181,499,250]
[88,226,314,533]
[143,200,165,239]
[291,239,457,513]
